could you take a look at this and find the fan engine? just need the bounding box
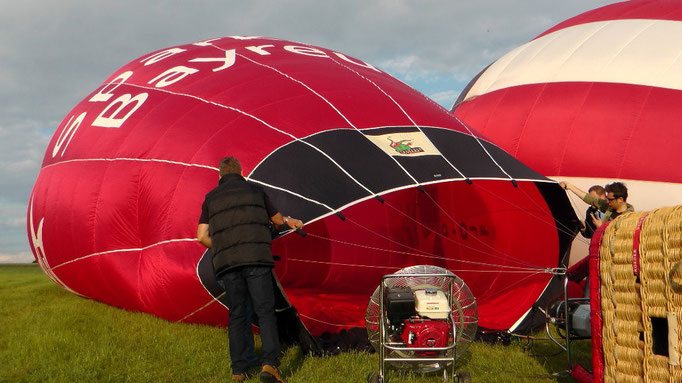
[366,265,478,373]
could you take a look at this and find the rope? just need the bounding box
[413,186,548,269]
[185,42,577,274]
[474,181,583,243]
[301,232,557,274]
[328,54,469,181]
[451,115,519,184]
[52,41,579,280]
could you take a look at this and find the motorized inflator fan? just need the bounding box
[365,265,478,376]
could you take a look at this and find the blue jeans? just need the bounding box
[215,279,260,370]
[219,266,280,374]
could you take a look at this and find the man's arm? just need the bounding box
[197,223,211,248]
[271,212,304,230]
[558,181,587,200]
[559,181,608,212]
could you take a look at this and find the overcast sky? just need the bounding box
[0,0,621,263]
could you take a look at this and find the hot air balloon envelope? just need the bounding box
[29,36,578,336]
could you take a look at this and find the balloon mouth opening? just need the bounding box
[268,180,560,331]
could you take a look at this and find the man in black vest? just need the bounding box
[197,157,303,383]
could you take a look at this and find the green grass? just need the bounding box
[1,264,591,382]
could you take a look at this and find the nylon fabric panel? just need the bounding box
[392,156,460,183]
[204,68,356,138]
[30,164,107,269]
[50,241,209,322]
[455,82,682,183]
[260,187,330,224]
[247,57,417,130]
[249,141,371,211]
[31,36,576,336]
[424,128,507,178]
[29,160,213,320]
[451,2,682,335]
[271,180,560,332]
[43,86,294,174]
[425,128,546,180]
[453,0,682,186]
[540,0,682,38]
[364,77,468,131]
[480,143,547,180]
[303,129,415,194]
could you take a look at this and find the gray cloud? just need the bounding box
[0,0,620,262]
[0,119,50,201]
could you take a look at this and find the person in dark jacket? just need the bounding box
[581,185,606,239]
[197,157,303,383]
[559,181,634,228]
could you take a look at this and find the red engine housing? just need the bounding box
[400,319,452,355]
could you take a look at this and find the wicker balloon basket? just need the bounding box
[593,206,682,382]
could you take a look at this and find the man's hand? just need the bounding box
[557,181,587,200]
[590,212,603,228]
[285,216,304,230]
[271,212,303,230]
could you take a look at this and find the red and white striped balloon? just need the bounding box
[454,0,682,222]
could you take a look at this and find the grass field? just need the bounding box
[1,264,591,382]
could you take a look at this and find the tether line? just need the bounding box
[366,198,548,269]
[201,42,572,272]
[302,231,555,274]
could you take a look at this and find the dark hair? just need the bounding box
[605,182,628,201]
[588,185,605,196]
[219,157,241,176]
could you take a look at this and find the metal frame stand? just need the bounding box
[544,274,590,368]
[369,272,470,383]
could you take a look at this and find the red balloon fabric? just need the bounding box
[29,37,577,335]
[453,0,682,186]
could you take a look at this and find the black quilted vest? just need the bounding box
[207,174,273,276]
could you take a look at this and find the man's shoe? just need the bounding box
[231,373,248,381]
[260,365,285,383]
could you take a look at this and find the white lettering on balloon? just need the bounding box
[148,66,199,87]
[284,45,329,58]
[92,93,149,128]
[52,112,86,158]
[89,71,134,102]
[229,35,262,40]
[189,49,236,72]
[140,48,187,66]
[193,38,222,47]
[245,45,275,56]
[28,200,46,269]
[49,39,385,146]
[28,198,76,293]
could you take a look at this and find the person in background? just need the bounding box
[197,157,303,383]
[580,185,606,238]
[559,181,634,229]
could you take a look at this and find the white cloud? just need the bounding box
[380,55,420,76]
[3,216,26,228]
[429,90,463,109]
[0,200,31,259]
[0,252,34,264]
[0,119,50,203]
